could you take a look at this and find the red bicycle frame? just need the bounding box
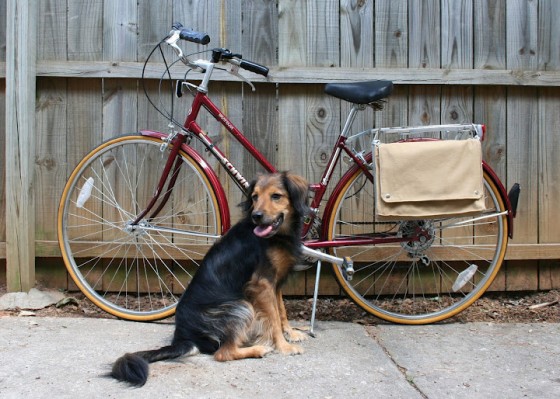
[136,86,514,251]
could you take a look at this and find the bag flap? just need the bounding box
[376,139,483,203]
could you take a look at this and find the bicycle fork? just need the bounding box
[131,134,186,226]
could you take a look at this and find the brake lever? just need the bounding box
[227,63,256,91]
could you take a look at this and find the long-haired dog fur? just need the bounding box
[111,172,309,386]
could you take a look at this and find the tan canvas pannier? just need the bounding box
[374,139,486,220]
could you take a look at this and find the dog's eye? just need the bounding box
[251,194,258,202]
[271,193,282,201]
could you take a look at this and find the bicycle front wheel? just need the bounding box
[327,166,508,324]
[58,134,224,321]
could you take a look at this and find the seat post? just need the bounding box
[340,104,364,138]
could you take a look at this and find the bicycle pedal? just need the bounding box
[342,256,354,281]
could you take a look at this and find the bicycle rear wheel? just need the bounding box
[327,165,508,324]
[58,134,224,321]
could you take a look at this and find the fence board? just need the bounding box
[138,0,172,62]
[35,78,67,242]
[538,0,560,70]
[474,0,506,69]
[0,79,5,243]
[507,2,539,245]
[103,0,138,62]
[68,0,103,61]
[0,1,6,62]
[241,0,279,175]
[341,0,374,159]
[538,87,560,243]
[37,0,67,61]
[5,0,37,291]
[374,0,408,128]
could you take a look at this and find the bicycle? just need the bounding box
[58,24,519,325]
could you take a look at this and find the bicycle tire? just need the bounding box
[58,134,224,321]
[326,162,508,324]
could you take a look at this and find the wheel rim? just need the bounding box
[58,136,221,320]
[328,169,508,324]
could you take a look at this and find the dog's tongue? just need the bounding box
[253,225,273,238]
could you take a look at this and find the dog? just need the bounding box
[110,172,310,386]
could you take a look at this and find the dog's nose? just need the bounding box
[252,211,263,224]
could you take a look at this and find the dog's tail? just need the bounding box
[111,341,196,387]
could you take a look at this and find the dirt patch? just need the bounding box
[1,283,558,324]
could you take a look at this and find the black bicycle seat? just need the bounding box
[324,80,393,104]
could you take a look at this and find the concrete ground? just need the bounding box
[0,316,558,398]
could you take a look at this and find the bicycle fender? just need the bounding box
[482,161,515,239]
[139,130,231,234]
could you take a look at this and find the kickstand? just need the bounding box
[309,259,322,338]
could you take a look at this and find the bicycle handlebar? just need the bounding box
[168,23,269,78]
[238,59,269,77]
[172,23,210,45]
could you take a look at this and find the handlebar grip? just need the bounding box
[179,28,210,45]
[239,60,269,77]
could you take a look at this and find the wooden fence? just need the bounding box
[1,0,559,294]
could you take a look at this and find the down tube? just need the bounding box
[140,129,231,234]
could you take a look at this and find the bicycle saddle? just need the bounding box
[324,80,393,104]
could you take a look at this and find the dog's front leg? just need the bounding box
[276,289,308,342]
[252,279,304,355]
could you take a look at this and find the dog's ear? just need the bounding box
[282,172,309,217]
[239,178,258,214]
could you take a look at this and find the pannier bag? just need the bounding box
[374,139,486,220]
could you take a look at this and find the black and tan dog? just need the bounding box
[111,172,309,386]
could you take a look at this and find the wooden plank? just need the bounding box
[35,78,67,243]
[33,240,560,261]
[37,0,67,61]
[11,60,560,86]
[278,0,307,67]
[506,0,539,247]
[506,260,538,291]
[340,0,374,168]
[172,0,245,222]
[441,0,473,69]
[67,79,103,175]
[306,0,338,67]
[474,0,506,70]
[537,3,560,245]
[0,78,5,243]
[409,0,440,69]
[138,0,172,62]
[0,1,6,62]
[241,0,279,177]
[277,0,308,175]
[375,0,408,128]
[539,260,560,290]
[103,0,138,62]
[305,1,340,184]
[474,86,507,178]
[538,0,560,70]
[341,0,373,68]
[408,0,440,126]
[538,88,560,243]
[5,0,37,292]
[35,258,68,290]
[32,60,560,85]
[67,0,103,61]
[305,85,340,182]
[506,0,538,71]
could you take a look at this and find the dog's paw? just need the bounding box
[256,345,275,358]
[276,342,304,356]
[284,328,309,343]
